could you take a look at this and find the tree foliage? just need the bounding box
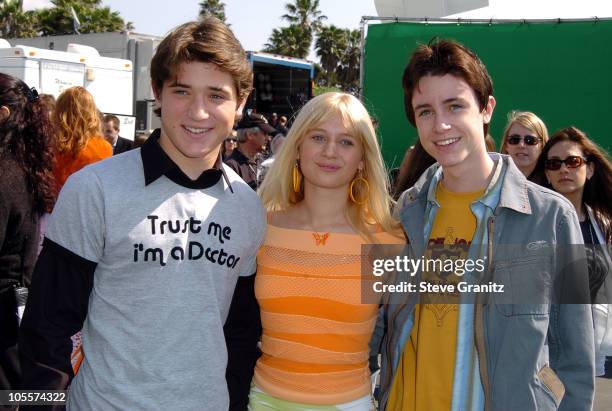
[2,0,362,92]
[282,0,326,34]
[263,0,327,60]
[337,29,361,91]
[0,0,39,38]
[38,0,129,35]
[281,0,327,53]
[263,1,359,92]
[315,25,346,86]
[198,0,227,23]
[0,0,133,38]
[263,25,311,59]
[314,26,360,91]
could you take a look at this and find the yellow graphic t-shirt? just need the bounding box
[387,183,483,411]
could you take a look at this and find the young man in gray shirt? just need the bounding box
[20,17,265,410]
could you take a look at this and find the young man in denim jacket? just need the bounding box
[378,39,594,411]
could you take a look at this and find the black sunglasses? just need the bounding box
[544,156,589,171]
[507,134,542,146]
[225,138,237,143]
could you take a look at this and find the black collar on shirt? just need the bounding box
[140,129,233,192]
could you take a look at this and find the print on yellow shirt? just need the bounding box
[387,183,483,411]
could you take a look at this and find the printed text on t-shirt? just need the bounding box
[132,215,240,268]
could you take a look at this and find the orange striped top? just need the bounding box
[253,224,404,405]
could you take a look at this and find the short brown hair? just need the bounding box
[103,114,120,130]
[150,17,252,116]
[403,38,494,135]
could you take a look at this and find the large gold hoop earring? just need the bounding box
[349,170,369,205]
[292,161,302,193]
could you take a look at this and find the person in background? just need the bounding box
[258,133,285,185]
[276,115,289,135]
[248,92,404,410]
[222,132,238,161]
[0,74,56,404]
[485,133,497,152]
[39,94,56,120]
[32,94,57,257]
[538,126,612,377]
[133,132,148,149]
[102,114,134,155]
[225,113,276,190]
[392,141,434,199]
[269,112,279,128]
[500,110,548,180]
[52,86,112,191]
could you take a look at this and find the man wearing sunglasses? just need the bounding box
[378,39,594,411]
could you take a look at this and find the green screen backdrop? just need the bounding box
[362,20,612,169]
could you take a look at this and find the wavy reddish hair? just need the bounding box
[54,86,102,156]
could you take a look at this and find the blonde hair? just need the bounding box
[501,110,549,154]
[54,86,102,156]
[258,92,401,242]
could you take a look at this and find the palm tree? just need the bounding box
[263,25,310,59]
[263,28,285,54]
[282,0,327,50]
[315,25,346,86]
[338,29,361,91]
[84,7,127,33]
[199,0,227,23]
[282,0,327,33]
[36,0,130,35]
[0,0,39,38]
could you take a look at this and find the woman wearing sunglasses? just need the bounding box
[501,111,548,180]
[222,135,238,160]
[538,126,612,377]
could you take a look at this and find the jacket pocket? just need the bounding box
[537,365,565,408]
[492,256,551,316]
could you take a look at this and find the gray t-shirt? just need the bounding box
[46,150,266,410]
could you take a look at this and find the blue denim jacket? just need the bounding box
[378,154,594,411]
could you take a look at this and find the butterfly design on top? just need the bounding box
[312,232,330,246]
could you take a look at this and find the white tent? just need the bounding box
[374,0,612,19]
[374,0,488,18]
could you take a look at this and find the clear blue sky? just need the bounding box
[102,0,378,58]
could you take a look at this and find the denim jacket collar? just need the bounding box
[401,153,532,219]
[494,153,533,215]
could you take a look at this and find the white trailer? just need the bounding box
[8,32,162,135]
[0,41,136,140]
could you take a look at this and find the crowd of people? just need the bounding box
[0,15,610,411]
